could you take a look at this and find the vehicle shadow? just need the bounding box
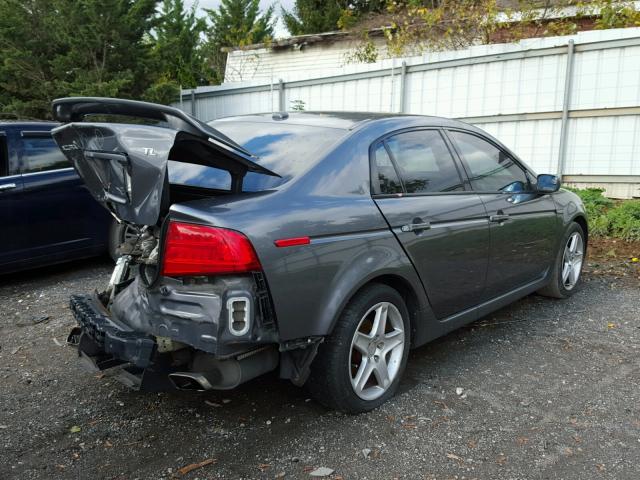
[0,255,113,288]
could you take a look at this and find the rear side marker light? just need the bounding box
[162,222,261,276]
[274,236,310,248]
[227,297,251,336]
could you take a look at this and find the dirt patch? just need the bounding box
[585,237,640,283]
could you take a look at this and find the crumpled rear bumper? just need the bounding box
[66,273,282,391]
[69,294,156,369]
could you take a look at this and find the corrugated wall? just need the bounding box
[175,28,640,198]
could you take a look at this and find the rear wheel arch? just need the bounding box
[330,274,426,348]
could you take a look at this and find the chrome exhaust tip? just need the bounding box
[168,372,215,391]
[168,347,279,391]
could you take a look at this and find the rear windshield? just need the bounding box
[168,121,346,191]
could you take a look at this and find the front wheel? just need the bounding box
[306,284,411,413]
[538,222,586,298]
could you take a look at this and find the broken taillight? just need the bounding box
[162,222,261,276]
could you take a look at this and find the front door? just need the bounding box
[446,129,558,299]
[372,129,490,320]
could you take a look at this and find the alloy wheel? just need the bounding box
[561,231,584,290]
[349,302,405,401]
[122,224,139,243]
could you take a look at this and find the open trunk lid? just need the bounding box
[51,97,279,226]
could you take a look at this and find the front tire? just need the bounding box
[538,222,586,298]
[306,284,411,413]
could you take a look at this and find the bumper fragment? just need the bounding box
[69,294,155,368]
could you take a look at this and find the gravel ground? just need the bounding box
[1,256,639,480]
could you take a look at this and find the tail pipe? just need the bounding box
[168,346,278,391]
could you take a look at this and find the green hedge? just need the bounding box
[566,188,640,241]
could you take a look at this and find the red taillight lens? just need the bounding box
[162,222,261,276]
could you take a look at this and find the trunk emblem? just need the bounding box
[143,147,157,156]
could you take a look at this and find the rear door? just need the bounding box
[0,128,25,268]
[18,130,101,256]
[445,129,558,299]
[372,129,490,319]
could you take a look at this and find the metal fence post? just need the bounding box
[278,79,286,112]
[190,89,196,116]
[557,40,575,179]
[399,61,407,114]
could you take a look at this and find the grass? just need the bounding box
[566,188,640,241]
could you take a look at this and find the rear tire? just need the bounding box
[306,283,411,413]
[538,222,586,299]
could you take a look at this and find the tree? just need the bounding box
[0,0,61,118]
[205,0,275,83]
[347,0,640,60]
[0,0,159,119]
[151,0,208,89]
[282,0,386,35]
[282,0,346,34]
[145,0,209,103]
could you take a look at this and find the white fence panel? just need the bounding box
[175,28,640,197]
[571,45,640,109]
[475,120,562,175]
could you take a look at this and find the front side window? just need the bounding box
[448,131,529,192]
[384,130,464,193]
[22,136,69,173]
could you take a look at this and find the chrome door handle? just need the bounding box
[489,214,510,223]
[401,222,431,232]
[0,183,17,191]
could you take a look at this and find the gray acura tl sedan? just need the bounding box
[51,97,587,413]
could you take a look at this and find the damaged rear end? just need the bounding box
[53,97,282,391]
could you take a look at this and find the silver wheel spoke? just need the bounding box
[562,262,571,283]
[373,358,390,388]
[353,332,371,356]
[570,261,580,285]
[372,304,388,338]
[382,330,404,355]
[353,357,374,392]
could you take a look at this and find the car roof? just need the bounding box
[212,111,470,131]
[0,120,58,128]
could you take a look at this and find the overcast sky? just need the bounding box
[185,0,296,38]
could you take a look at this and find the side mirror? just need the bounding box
[536,174,560,193]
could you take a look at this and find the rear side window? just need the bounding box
[448,131,529,192]
[22,135,70,173]
[373,142,402,194]
[384,130,464,193]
